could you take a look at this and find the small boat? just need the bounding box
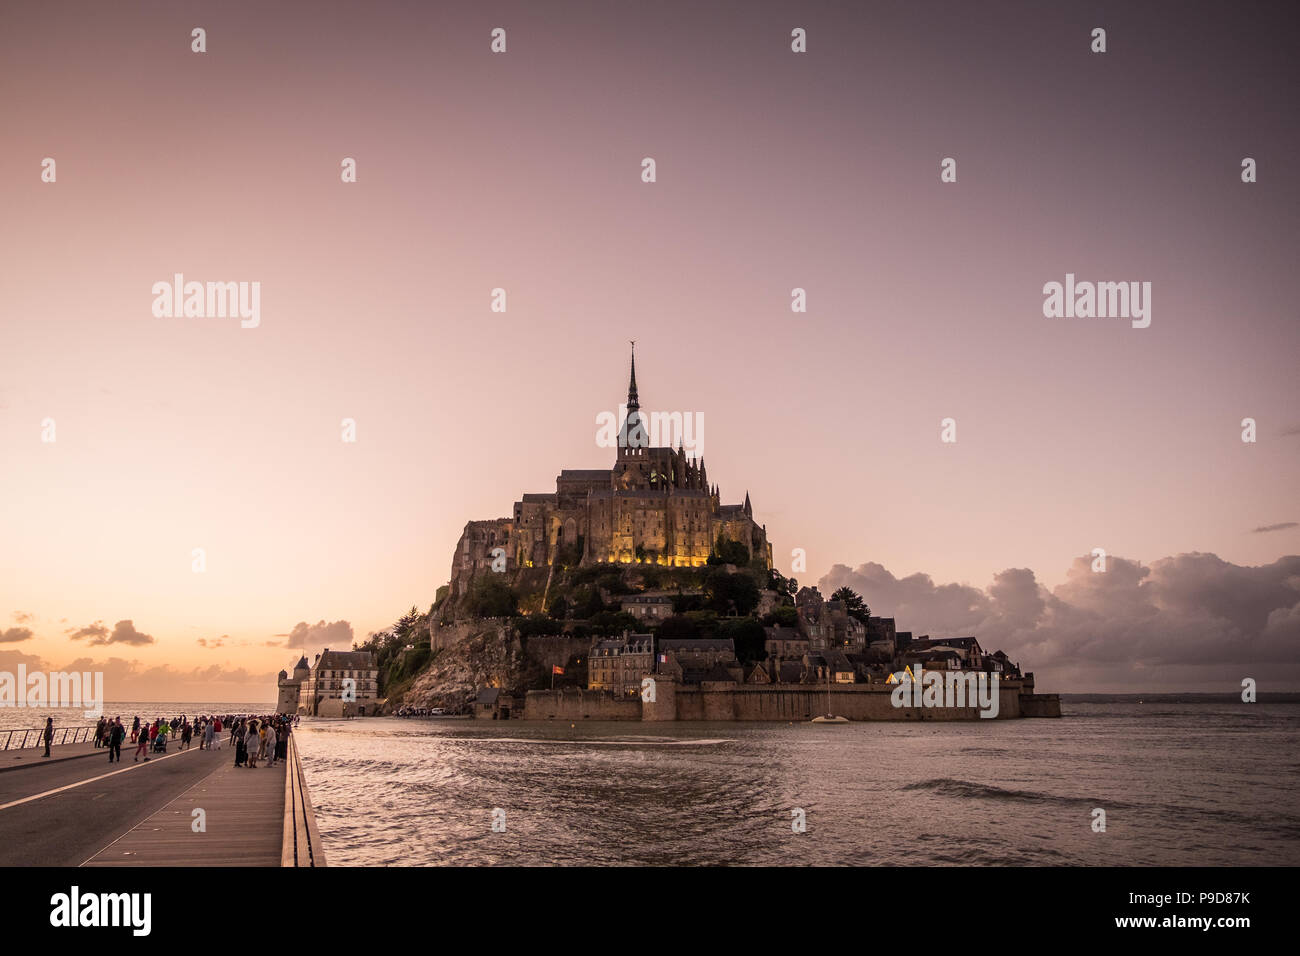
[809,662,849,723]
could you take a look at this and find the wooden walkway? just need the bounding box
[82,750,287,867]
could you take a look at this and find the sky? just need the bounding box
[1,1,1297,698]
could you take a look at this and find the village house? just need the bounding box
[588,632,654,697]
[658,637,741,684]
[620,593,675,622]
[764,623,810,659]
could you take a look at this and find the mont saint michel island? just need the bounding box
[277,349,1060,723]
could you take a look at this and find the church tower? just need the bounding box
[616,342,647,458]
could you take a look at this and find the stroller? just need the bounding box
[153,735,168,753]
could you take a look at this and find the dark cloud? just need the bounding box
[820,562,988,635]
[197,635,230,649]
[821,553,1300,691]
[0,627,34,644]
[281,619,353,652]
[66,621,109,642]
[1252,522,1298,533]
[67,620,154,646]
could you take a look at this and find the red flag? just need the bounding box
[552,665,564,675]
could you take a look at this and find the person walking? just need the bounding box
[131,715,140,744]
[107,718,124,763]
[264,722,278,767]
[133,723,149,761]
[181,721,192,751]
[42,717,53,757]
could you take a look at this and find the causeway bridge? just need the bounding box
[0,727,324,867]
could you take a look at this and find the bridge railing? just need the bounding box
[0,725,99,750]
[281,733,327,867]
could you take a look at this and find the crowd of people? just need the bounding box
[81,712,300,765]
[226,714,295,768]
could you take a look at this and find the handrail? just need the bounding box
[280,733,327,867]
[0,724,100,751]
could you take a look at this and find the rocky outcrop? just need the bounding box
[401,624,524,711]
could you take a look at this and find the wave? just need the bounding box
[900,777,1107,806]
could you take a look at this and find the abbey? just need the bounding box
[448,347,772,597]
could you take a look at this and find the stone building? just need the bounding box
[620,593,675,622]
[795,587,833,649]
[658,637,742,684]
[296,648,380,717]
[588,632,654,697]
[276,655,311,714]
[824,599,867,648]
[795,586,867,650]
[448,347,772,599]
[865,616,898,657]
[764,624,809,660]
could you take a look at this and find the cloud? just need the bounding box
[66,621,109,642]
[197,635,230,649]
[820,562,989,634]
[1252,522,1298,533]
[0,649,46,670]
[820,553,1300,692]
[0,627,34,644]
[67,620,154,647]
[281,619,353,652]
[11,612,34,624]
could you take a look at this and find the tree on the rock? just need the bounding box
[830,586,870,624]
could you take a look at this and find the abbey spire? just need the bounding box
[617,341,646,453]
[626,340,639,413]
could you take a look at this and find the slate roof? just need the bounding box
[703,663,738,683]
[316,650,375,670]
[661,638,735,653]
